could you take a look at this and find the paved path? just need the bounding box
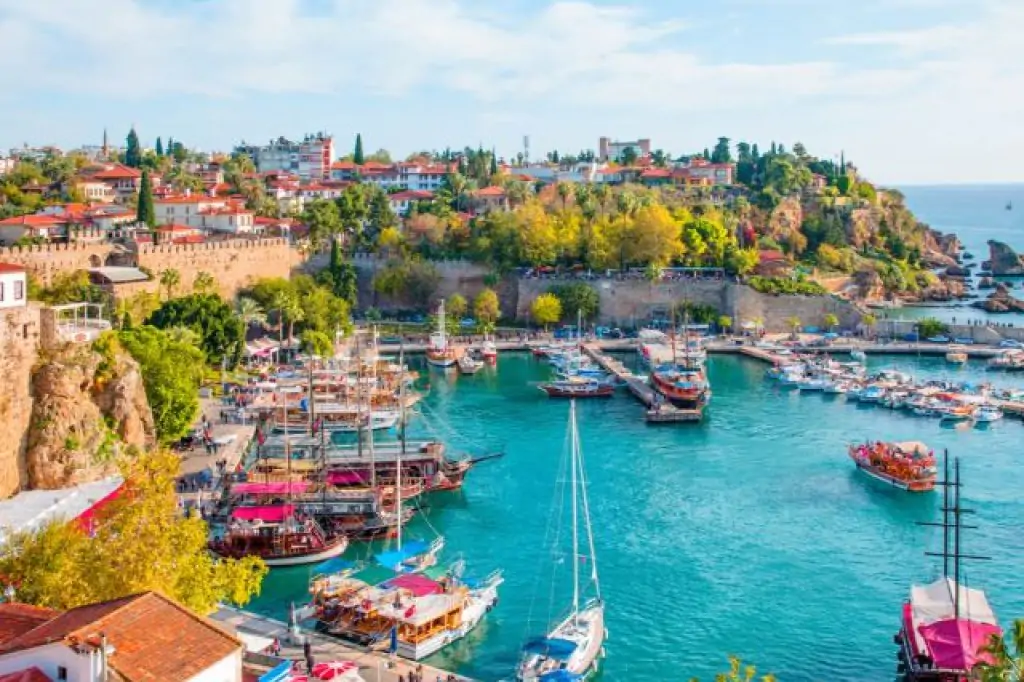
[211,606,475,682]
[177,396,254,507]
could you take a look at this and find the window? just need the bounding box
[14,280,23,300]
[0,282,4,301]
[57,667,68,681]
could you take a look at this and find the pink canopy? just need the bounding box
[327,471,368,485]
[231,481,310,495]
[231,504,295,523]
[385,573,443,597]
[918,618,1002,671]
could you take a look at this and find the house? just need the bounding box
[389,190,433,216]
[472,186,508,214]
[598,136,651,162]
[639,168,673,186]
[755,250,792,277]
[155,223,204,244]
[0,591,243,682]
[153,194,231,228]
[0,264,27,310]
[234,134,334,180]
[198,206,255,234]
[0,215,69,245]
[64,179,115,204]
[679,159,735,185]
[0,158,15,177]
[809,174,828,191]
[83,164,161,202]
[328,161,453,192]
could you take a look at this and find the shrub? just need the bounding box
[747,276,827,296]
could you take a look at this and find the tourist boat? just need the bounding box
[458,354,484,375]
[539,377,614,398]
[517,401,605,681]
[895,457,1002,681]
[823,379,849,395]
[480,336,498,364]
[973,405,1003,423]
[209,505,349,567]
[859,385,887,404]
[650,362,710,408]
[939,405,975,423]
[987,349,1024,371]
[847,441,937,492]
[945,348,968,364]
[797,375,828,391]
[426,300,457,368]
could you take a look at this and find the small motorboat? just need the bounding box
[945,348,968,364]
[939,405,974,423]
[539,377,614,398]
[973,405,1004,423]
[850,350,867,363]
[860,385,886,403]
[458,354,485,375]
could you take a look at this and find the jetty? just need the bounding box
[581,345,702,422]
[211,605,475,682]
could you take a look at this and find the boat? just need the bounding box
[850,350,867,363]
[480,335,498,364]
[945,348,968,365]
[517,401,605,681]
[823,380,849,395]
[458,354,484,375]
[973,405,1003,423]
[539,377,614,398]
[895,457,1003,681]
[426,300,457,368]
[649,313,710,410]
[860,385,886,403]
[1007,200,1013,211]
[209,505,349,567]
[939,405,974,423]
[797,376,828,391]
[847,441,937,492]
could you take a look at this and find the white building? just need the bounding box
[598,136,651,162]
[0,158,15,176]
[235,134,334,181]
[330,161,451,192]
[0,264,26,309]
[0,591,243,682]
[153,194,229,228]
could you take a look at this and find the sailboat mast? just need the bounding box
[953,457,961,619]
[396,345,406,550]
[576,404,601,602]
[943,451,950,579]
[368,327,377,490]
[570,400,580,621]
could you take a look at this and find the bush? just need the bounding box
[548,282,600,322]
[916,317,948,338]
[747,276,827,296]
[146,293,244,368]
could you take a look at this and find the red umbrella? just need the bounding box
[312,660,358,680]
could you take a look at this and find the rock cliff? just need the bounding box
[26,340,155,490]
[987,240,1024,276]
[971,283,1024,314]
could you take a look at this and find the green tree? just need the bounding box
[916,317,947,338]
[0,450,266,614]
[490,149,498,176]
[146,293,245,367]
[823,313,839,331]
[118,326,205,442]
[786,316,802,335]
[336,185,369,252]
[367,189,399,239]
[531,293,562,330]
[155,136,164,156]
[236,297,266,330]
[711,137,732,163]
[136,168,155,227]
[861,313,877,338]
[354,133,365,165]
[300,329,334,358]
[473,288,501,332]
[193,271,216,294]
[620,146,639,166]
[548,282,600,322]
[718,315,733,334]
[301,199,341,252]
[556,182,574,210]
[125,127,142,168]
[447,293,468,320]
[158,268,180,300]
[836,173,853,195]
[975,618,1024,682]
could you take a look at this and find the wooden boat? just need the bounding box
[848,441,937,492]
[209,505,348,567]
[539,377,614,398]
[939,405,974,423]
[650,364,709,408]
[426,300,457,368]
[458,354,484,375]
[895,457,1002,681]
[518,401,605,681]
[945,348,968,364]
[480,336,498,363]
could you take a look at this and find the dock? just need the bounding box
[211,605,475,682]
[581,345,703,422]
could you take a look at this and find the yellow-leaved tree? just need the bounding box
[531,293,562,330]
[0,451,266,614]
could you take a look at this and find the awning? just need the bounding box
[231,505,295,523]
[522,637,578,660]
[375,540,429,572]
[383,573,443,597]
[314,557,355,576]
[236,630,275,653]
[231,481,310,495]
[911,577,998,626]
[327,471,368,485]
[918,618,1001,671]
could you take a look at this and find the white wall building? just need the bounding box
[0,264,27,309]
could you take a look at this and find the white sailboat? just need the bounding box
[518,400,605,681]
[426,299,458,368]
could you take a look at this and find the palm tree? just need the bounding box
[861,313,877,339]
[786,315,801,338]
[506,180,530,208]
[159,268,180,300]
[272,290,304,348]
[616,190,638,217]
[718,315,733,335]
[556,182,574,210]
[193,271,216,294]
[823,313,839,332]
[236,297,266,330]
[975,619,1024,682]
[593,183,610,215]
[445,172,468,212]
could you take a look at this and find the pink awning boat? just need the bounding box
[231,504,296,523]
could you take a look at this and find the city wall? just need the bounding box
[0,305,41,497]
[0,242,117,285]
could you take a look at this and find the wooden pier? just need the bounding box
[581,345,703,422]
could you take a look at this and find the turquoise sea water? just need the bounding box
[250,352,1024,682]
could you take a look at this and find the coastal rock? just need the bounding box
[852,268,885,300]
[26,342,154,490]
[920,277,966,302]
[970,283,1024,314]
[944,265,970,278]
[986,240,1024,276]
[920,230,960,269]
[979,277,995,289]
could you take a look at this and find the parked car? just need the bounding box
[999,339,1023,348]
[926,335,951,343]
[460,317,476,328]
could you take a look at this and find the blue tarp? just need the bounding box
[314,556,354,576]
[374,540,429,571]
[522,637,578,660]
[539,672,583,682]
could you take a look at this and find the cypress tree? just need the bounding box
[137,169,155,227]
[330,236,343,272]
[155,137,164,156]
[702,148,711,161]
[490,149,498,176]
[125,127,142,168]
[353,134,364,165]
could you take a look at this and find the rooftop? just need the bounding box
[0,667,52,682]
[88,267,150,284]
[0,215,67,227]
[0,477,123,544]
[0,605,60,646]
[0,263,26,274]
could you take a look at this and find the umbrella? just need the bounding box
[312,660,359,680]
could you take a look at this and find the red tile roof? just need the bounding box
[390,190,434,201]
[640,168,672,178]
[155,223,197,233]
[155,195,223,205]
[90,164,142,180]
[0,214,67,227]
[475,186,506,197]
[0,667,52,682]
[758,250,787,263]
[0,604,59,645]
[0,592,240,681]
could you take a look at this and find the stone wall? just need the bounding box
[136,238,299,300]
[515,277,863,331]
[0,242,118,285]
[0,305,41,496]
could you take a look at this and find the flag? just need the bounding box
[312,417,323,436]
[255,428,265,446]
[403,605,416,618]
[389,626,398,654]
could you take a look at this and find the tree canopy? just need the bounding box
[530,293,562,329]
[147,293,245,367]
[548,282,600,322]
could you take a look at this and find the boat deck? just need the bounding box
[581,345,703,422]
[211,605,475,682]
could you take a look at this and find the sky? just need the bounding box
[0,0,1021,185]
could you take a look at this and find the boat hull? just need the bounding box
[540,384,614,398]
[211,536,349,568]
[848,449,936,492]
